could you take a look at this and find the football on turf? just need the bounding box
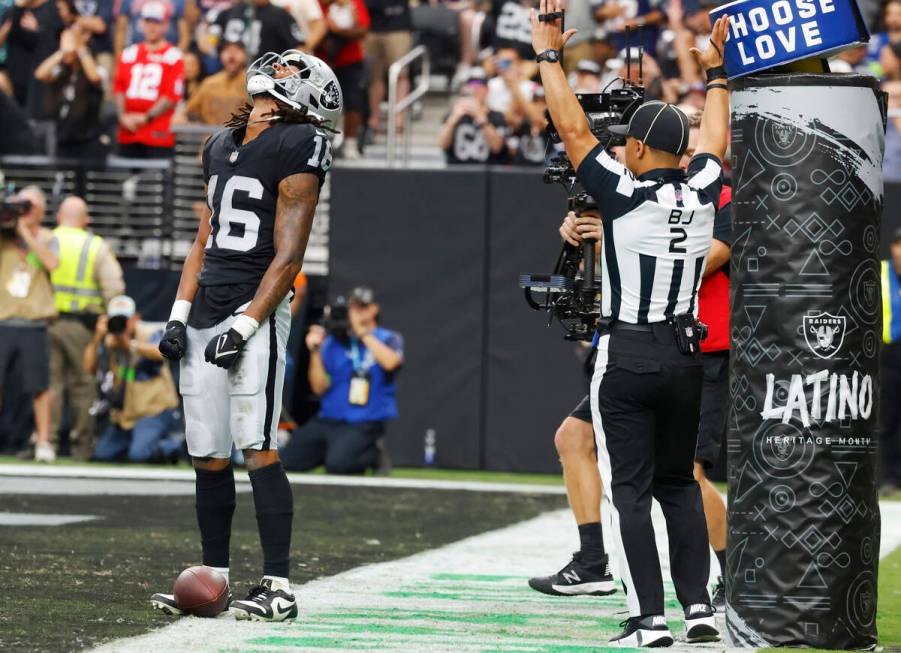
[173,566,229,617]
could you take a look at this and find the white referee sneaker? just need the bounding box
[531,1,731,646]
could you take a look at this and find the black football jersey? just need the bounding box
[189,122,331,328]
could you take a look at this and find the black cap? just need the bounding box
[608,101,690,156]
[349,286,376,305]
[892,227,901,243]
[220,37,246,50]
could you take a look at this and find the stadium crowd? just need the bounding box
[2,0,901,491]
[0,0,897,163]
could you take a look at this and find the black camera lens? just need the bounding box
[108,315,127,334]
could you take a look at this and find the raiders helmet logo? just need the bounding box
[774,123,795,148]
[803,312,846,359]
[320,81,341,111]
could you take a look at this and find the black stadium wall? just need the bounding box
[119,168,901,473]
[328,167,586,473]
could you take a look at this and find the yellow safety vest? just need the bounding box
[51,225,104,314]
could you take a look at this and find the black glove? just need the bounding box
[159,320,188,361]
[204,328,247,370]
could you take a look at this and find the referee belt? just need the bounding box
[598,320,677,343]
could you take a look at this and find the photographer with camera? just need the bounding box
[281,286,403,474]
[85,295,182,462]
[527,209,622,598]
[0,186,59,462]
[531,0,729,645]
[439,67,509,165]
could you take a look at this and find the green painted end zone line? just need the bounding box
[91,502,901,653]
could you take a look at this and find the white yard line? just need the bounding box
[0,512,98,526]
[0,464,566,495]
[91,502,901,653]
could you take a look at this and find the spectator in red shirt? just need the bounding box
[680,108,731,609]
[317,0,368,159]
[113,1,184,158]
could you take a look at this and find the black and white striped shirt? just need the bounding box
[576,143,724,324]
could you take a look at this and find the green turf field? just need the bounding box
[4,460,901,652]
[0,482,565,652]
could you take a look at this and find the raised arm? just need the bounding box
[690,15,729,161]
[667,0,702,85]
[34,48,65,82]
[530,0,598,171]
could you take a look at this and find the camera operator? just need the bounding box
[528,209,619,598]
[85,295,182,462]
[531,1,729,645]
[0,186,59,463]
[281,286,403,474]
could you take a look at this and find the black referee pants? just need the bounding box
[590,325,710,617]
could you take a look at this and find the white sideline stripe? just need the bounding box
[0,464,566,495]
[90,503,901,653]
[0,511,98,526]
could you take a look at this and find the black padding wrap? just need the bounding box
[706,83,728,92]
[727,73,883,650]
[538,10,563,21]
[195,465,237,569]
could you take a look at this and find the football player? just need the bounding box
[150,49,342,621]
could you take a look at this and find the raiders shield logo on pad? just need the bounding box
[803,312,847,359]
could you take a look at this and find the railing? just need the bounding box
[387,45,431,167]
[0,125,334,273]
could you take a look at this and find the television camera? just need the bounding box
[520,29,645,341]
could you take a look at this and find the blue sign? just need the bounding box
[710,0,870,78]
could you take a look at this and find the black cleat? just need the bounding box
[711,577,725,610]
[684,603,721,643]
[151,590,232,616]
[150,593,184,616]
[528,552,617,596]
[231,578,298,621]
[610,615,674,647]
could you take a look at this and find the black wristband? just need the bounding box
[706,65,728,81]
[706,83,728,92]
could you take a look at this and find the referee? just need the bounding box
[531,1,730,647]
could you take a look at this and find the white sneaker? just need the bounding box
[610,615,674,647]
[34,441,56,463]
[684,603,720,643]
[231,577,297,621]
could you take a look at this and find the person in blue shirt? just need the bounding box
[281,286,403,474]
[881,229,901,492]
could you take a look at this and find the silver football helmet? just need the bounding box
[246,50,343,131]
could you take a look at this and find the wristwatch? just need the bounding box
[536,49,561,64]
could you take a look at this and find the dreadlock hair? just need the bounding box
[224,99,336,132]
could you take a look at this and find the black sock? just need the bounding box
[248,461,294,579]
[715,548,727,578]
[195,466,236,569]
[578,522,606,564]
